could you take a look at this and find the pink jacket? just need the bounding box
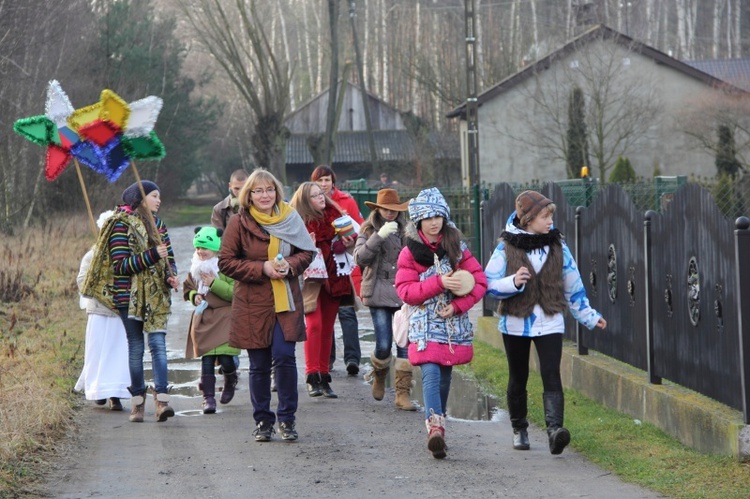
[395,247,487,316]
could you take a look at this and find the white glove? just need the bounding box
[377,221,398,239]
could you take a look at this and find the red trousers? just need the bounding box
[304,287,342,375]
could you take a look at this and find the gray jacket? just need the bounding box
[353,218,406,308]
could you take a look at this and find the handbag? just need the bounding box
[303,249,328,281]
[302,280,321,314]
[393,303,413,348]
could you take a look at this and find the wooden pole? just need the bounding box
[74,159,98,235]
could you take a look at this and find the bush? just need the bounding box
[609,156,637,183]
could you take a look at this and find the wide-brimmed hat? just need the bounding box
[365,188,409,211]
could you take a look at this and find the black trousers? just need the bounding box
[502,333,563,396]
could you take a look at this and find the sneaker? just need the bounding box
[253,421,275,442]
[346,362,359,376]
[279,421,298,441]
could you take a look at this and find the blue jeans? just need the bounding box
[329,306,361,366]
[420,363,453,419]
[202,355,236,376]
[370,306,408,360]
[118,308,169,396]
[247,321,298,424]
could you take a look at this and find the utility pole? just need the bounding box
[349,0,379,175]
[464,0,480,188]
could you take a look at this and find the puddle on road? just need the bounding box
[148,357,500,421]
[363,357,501,421]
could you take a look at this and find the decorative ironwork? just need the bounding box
[607,244,617,303]
[687,257,700,326]
[589,258,597,296]
[714,283,724,334]
[627,265,636,306]
[664,274,673,318]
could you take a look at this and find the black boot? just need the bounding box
[507,391,530,450]
[319,373,338,399]
[543,391,571,455]
[200,374,217,414]
[220,370,238,404]
[306,373,323,397]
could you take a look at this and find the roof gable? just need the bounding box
[284,81,405,133]
[447,24,746,119]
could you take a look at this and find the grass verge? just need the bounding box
[467,341,750,499]
[159,199,215,228]
[0,218,91,495]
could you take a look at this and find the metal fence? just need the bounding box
[345,184,483,256]
[343,175,747,264]
[482,180,750,423]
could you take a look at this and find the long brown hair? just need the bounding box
[135,203,161,246]
[290,181,344,223]
[417,218,464,270]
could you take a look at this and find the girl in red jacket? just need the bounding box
[395,188,487,459]
[291,182,358,399]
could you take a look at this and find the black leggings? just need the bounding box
[201,354,236,376]
[502,333,563,397]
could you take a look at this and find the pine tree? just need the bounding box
[715,125,743,178]
[609,156,636,183]
[94,0,220,197]
[566,86,589,179]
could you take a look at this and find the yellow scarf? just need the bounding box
[250,203,295,312]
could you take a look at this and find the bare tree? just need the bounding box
[501,34,663,182]
[678,89,750,172]
[181,0,293,183]
[0,0,100,231]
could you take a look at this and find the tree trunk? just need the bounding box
[322,0,340,166]
[411,1,421,115]
[475,0,486,90]
[302,0,315,96]
[676,0,688,58]
[277,1,295,109]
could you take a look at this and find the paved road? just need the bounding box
[43,226,660,498]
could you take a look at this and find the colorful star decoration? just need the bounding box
[13,80,165,182]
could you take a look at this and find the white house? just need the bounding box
[447,24,748,186]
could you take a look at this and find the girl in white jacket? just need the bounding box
[485,191,606,455]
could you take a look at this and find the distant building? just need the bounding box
[447,24,748,185]
[284,81,458,186]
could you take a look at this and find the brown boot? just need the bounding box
[153,389,175,422]
[367,354,391,401]
[128,395,145,423]
[426,410,447,459]
[394,358,417,411]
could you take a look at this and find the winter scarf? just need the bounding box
[250,201,316,312]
